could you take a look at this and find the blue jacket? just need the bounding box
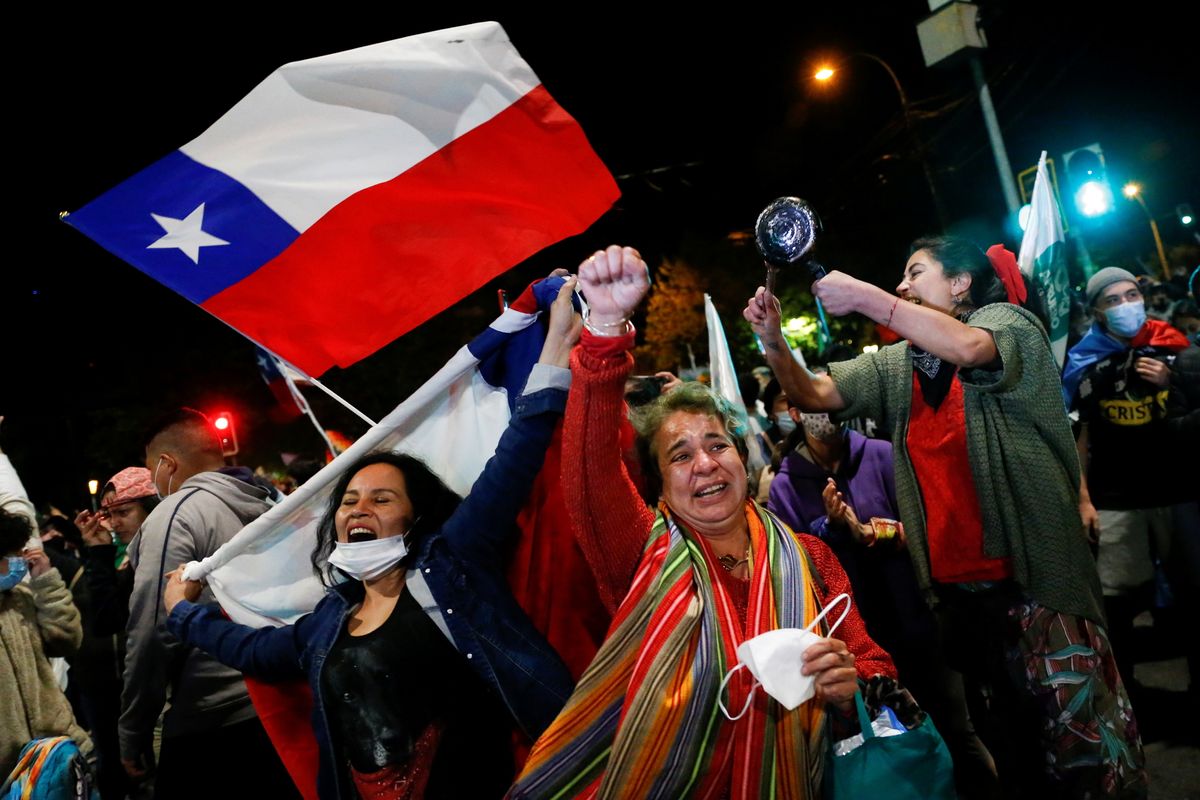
[168,385,575,800]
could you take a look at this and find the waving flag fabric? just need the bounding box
[66,22,619,376]
[705,293,741,408]
[1018,151,1071,366]
[189,274,606,654]
[185,276,608,794]
[255,346,305,422]
[706,293,767,476]
[185,277,559,624]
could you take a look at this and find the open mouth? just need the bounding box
[347,527,377,543]
[695,483,728,498]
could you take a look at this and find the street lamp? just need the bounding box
[1123,183,1171,280]
[813,53,948,229]
[88,479,99,512]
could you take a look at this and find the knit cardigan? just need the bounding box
[828,303,1105,624]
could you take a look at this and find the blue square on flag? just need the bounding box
[66,21,618,376]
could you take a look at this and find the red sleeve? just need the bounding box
[798,533,897,680]
[562,329,658,613]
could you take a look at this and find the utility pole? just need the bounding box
[917,1,1020,215]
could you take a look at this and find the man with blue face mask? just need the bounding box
[1064,266,1192,688]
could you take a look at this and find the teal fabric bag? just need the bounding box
[825,690,955,800]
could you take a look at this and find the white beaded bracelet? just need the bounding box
[583,314,633,337]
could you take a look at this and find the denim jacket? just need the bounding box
[168,383,575,799]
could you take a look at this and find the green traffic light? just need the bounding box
[1075,181,1113,217]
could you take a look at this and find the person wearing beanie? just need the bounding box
[1063,266,1192,692]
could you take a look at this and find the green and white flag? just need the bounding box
[706,293,743,408]
[705,293,766,476]
[1018,150,1071,366]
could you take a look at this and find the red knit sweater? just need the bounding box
[562,330,896,680]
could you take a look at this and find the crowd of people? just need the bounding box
[2,240,1196,800]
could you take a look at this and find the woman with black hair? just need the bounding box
[746,236,1145,798]
[161,279,581,800]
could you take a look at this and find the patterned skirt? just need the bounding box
[936,582,1147,799]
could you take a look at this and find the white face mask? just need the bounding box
[326,524,416,582]
[152,455,174,500]
[719,593,852,720]
[328,537,408,582]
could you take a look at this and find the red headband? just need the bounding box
[986,244,1027,305]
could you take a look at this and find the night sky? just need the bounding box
[5,1,1196,509]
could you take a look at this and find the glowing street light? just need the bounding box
[812,53,947,227]
[1122,182,1170,279]
[88,479,99,512]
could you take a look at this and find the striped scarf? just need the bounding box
[511,501,829,800]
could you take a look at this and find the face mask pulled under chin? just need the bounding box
[327,532,412,582]
[718,593,852,720]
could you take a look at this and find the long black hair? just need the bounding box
[908,235,1048,329]
[311,451,462,587]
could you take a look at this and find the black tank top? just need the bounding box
[321,587,513,796]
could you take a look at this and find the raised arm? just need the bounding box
[743,286,846,412]
[563,246,658,612]
[812,271,998,367]
[440,277,580,561]
[26,551,83,658]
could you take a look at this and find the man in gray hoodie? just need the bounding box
[119,408,297,799]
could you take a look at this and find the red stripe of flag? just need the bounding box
[203,85,618,376]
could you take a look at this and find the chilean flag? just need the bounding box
[255,346,306,423]
[183,275,608,796]
[65,22,619,376]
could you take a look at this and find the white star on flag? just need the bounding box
[147,203,229,264]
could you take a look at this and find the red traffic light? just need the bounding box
[211,411,238,457]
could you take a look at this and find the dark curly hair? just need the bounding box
[310,452,462,587]
[0,507,34,557]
